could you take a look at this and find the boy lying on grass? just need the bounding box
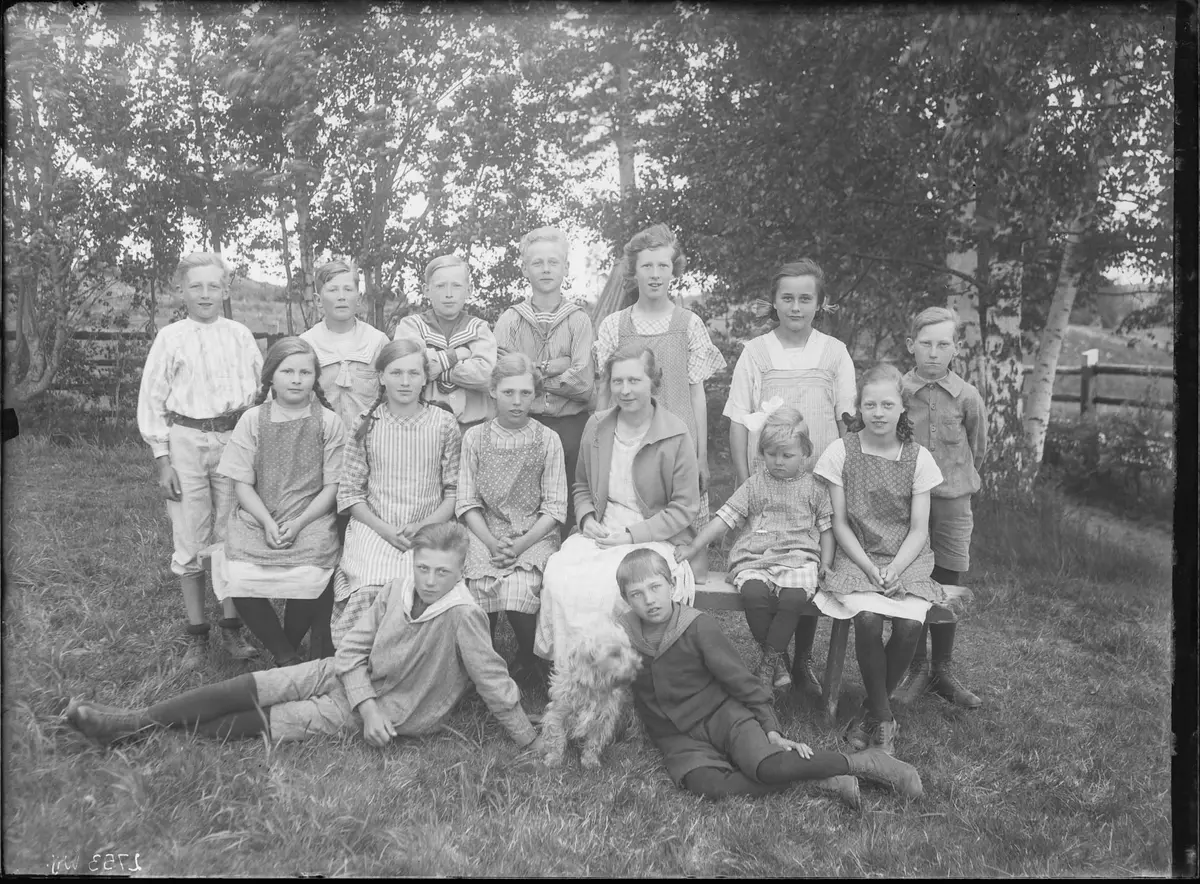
[615,548,923,808]
[66,524,543,753]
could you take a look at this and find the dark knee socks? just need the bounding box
[926,566,962,664]
[233,598,296,662]
[284,582,335,658]
[855,615,890,721]
[147,673,261,730]
[756,749,850,785]
[740,580,774,646]
[793,614,818,659]
[682,750,851,800]
[195,709,269,741]
[508,612,538,663]
[884,620,923,695]
[765,588,808,651]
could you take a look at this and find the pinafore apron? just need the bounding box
[746,332,842,472]
[463,421,561,582]
[822,433,941,603]
[225,400,339,573]
[617,305,708,526]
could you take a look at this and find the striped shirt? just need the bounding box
[595,307,726,384]
[137,317,264,457]
[492,299,595,417]
[456,420,568,524]
[335,403,462,598]
[393,310,497,426]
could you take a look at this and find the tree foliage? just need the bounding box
[3,2,1174,490]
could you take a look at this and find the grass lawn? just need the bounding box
[2,435,1174,876]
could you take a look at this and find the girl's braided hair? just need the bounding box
[845,362,913,442]
[256,337,333,412]
[353,338,429,444]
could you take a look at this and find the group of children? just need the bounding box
[69,224,989,809]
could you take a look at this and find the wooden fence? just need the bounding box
[1032,348,1174,414]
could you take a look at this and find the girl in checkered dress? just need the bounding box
[676,405,833,693]
[331,339,462,647]
[457,354,568,681]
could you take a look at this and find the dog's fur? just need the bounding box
[541,618,643,768]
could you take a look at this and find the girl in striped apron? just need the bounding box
[457,354,568,683]
[332,339,462,647]
[595,224,725,580]
[723,259,857,698]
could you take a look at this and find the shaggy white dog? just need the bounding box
[541,619,643,769]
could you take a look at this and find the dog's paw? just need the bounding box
[542,750,566,768]
[580,751,601,770]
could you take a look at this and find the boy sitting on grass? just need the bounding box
[615,548,922,808]
[66,524,543,753]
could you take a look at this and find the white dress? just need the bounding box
[533,427,695,664]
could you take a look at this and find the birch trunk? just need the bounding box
[980,258,1027,492]
[1022,208,1089,466]
[1023,75,1116,469]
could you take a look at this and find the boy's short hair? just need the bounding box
[172,252,229,291]
[757,405,814,459]
[411,522,470,565]
[315,260,355,292]
[616,548,674,599]
[423,254,471,287]
[519,227,570,263]
[909,306,961,341]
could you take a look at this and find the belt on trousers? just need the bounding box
[167,410,245,433]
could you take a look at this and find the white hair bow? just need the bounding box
[743,396,785,433]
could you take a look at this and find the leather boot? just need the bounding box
[845,747,923,798]
[929,661,981,709]
[65,699,153,746]
[814,775,861,809]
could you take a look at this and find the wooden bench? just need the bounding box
[693,572,962,722]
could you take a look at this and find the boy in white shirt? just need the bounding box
[137,253,263,670]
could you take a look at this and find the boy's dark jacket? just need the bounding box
[618,604,781,739]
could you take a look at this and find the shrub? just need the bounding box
[1041,406,1175,521]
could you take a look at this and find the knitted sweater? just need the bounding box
[334,575,536,746]
[619,604,780,739]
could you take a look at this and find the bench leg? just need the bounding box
[822,618,851,725]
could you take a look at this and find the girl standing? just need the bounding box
[723,259,856,696]
[594,224,725,579]
[214,337,346,668]
[457,354,568,680]
[300,261,390,433]
[676,406,833,692]
[813,363,961,756]
[333,339,462,647]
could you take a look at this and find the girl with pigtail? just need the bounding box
[332,339,462,647]
[813,362,964,757]
[212,337,347,668]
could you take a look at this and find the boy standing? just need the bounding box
[66,524,544,752]
[393,254,497,430]
[137,253,263,670]
[615,549,922,806]
[492,228,595,535]
[894,307,987,709]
